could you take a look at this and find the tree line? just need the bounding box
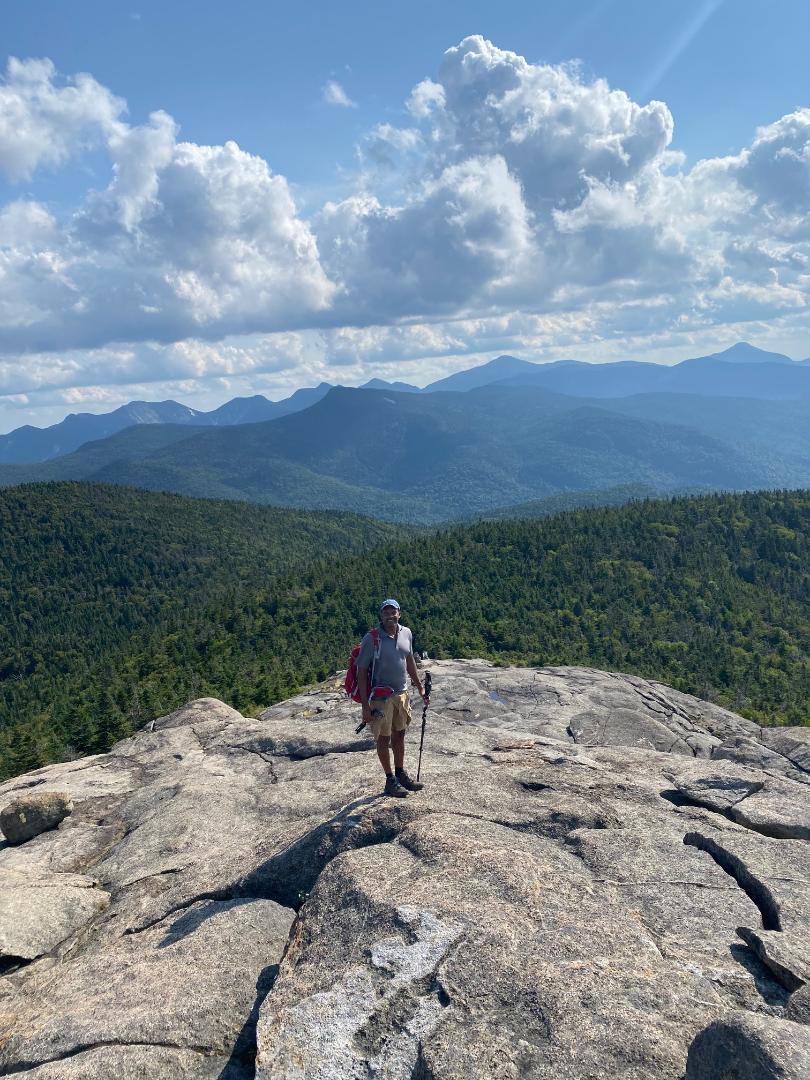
[2,483,808,779]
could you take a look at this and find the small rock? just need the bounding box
[0,792,73,845]
[686,1012,810,1080]
[787,985,810,1024]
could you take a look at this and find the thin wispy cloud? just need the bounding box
[323,79,356,108]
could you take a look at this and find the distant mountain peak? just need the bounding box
[696,342,794,365]
[425,354,540,393]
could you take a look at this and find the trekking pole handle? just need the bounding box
[424,671,432,701]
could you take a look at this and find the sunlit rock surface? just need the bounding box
[0,661,807,1078]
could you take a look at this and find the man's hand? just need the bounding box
[361,702,373,724]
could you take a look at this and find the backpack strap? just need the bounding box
[370,627,381,689]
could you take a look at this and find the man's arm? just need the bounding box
[406,652,426,700]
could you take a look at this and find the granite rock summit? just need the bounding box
[0,661,808,1078]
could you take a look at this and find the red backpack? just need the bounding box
[344,628,382,702]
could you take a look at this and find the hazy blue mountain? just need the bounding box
[496,350,810,399]
[200,395,280,425]
[423,354,541,392]
[0,424,212,485]
[593,393,810,463]
[268,382,335,417]
[695,342,795,365]
[0,383,336,464]
[0,400,204,465]
[421,342,805,398]
[360,378,421,392]
[197,381,334,424]
[6,341,807,467]
[2,385,801,523]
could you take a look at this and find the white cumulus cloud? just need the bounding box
[0,57,124,181]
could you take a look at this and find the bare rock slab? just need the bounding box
[1,668,809,1079]
[18,1044,247,1079]
[0,896,294,1074]
[0,869,109,961]
[0,791,73,845]
[257,814,731,1080]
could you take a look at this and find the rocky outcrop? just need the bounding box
[0,791,73,845]
[0,662,807,1078]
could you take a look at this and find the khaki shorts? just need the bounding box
[368,692,412,739]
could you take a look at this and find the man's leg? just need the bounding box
[376,733,393,774]
[392,695,423,791]
[373,702,408,796]
[391,728,406,771]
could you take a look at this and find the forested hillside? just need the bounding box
[0,483,401,777]
[2,485,808,780]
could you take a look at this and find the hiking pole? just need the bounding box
[416,671,432,782]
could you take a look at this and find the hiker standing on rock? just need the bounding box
[357,599,427,798]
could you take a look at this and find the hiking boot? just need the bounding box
[395,768,424,792]
[384,774,409,798]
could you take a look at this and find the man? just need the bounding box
[357,599,427,798]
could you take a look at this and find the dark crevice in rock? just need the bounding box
[120,866,185,890]
[128,798,398,935]
[216,962,281,1079]
[229,739,371,763]
[225,745,278,772]
[660,788,700,807]
[284,742,372,761]
[0,955,32,978]
[0,777,46,793]
[684,832,781,931]
[124,889,236,936]
[2,1040,218,1076]
[728,809,810,842]
[411,1046,437,1080]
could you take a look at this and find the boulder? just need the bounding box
[0,791,73,845]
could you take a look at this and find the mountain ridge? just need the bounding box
[5,341,808,465]
[1,383,807,522]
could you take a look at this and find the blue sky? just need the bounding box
[1,0,810,430]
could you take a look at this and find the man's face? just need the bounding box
[381,605,400,629]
